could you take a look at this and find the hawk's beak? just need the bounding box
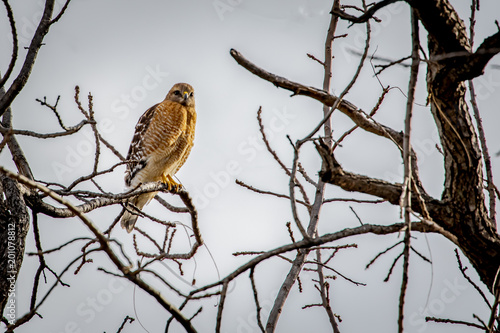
[183,91,189,100]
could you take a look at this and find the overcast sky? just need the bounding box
[1,1,500,332]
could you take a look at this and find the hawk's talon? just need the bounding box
[161,174,181,192]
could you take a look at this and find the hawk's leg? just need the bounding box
[161,174,181,192]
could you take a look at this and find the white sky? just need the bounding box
[1,1,500,332]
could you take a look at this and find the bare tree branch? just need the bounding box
[398,9,420,332]
[0,119,90,139]
[330,0,402,24]
[249,268,266,333]
[314,249,340,333]
[0,166,198,332]
[215,280,229,333]
[0,0,56,116]
[229,48,407,150]
[190,221,444,303]
[425,316,485,330]
[266,1,346,328]
[0,0,18,89]
[235,179,309,208]
[49,0,72,24]
[467,2,496,226]
[1,87,34,180]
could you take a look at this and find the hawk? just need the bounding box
[121,83,197,233]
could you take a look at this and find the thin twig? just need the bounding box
[64,161,128,191]
[425,317,485,330]
[257,107,311,208]
[314,248,340,332]
[474,313,488,329]
[324,197,385,204]
[467,1,496,225]
[454,248,491,308]
[0,0,56,116]
[366,241,404,269]
[331,0,401,24]
[236,179,309,208]
[287,138,310,240]
[249,268,265,333]
[115,315,135,333]
[297,162,317,186]
[286,221,296,244]
[215,280,229,333]
[332,86,389,152]
[384,252,403,282]
[398,10,420,333]
[26,237,93,256]
[349,206,364,225]
[374,55,412,75]
[50,0,72,24]
[0,119,90,139]
[307,53,325,66]
[410,246,431,264]
[469,83,496,224]
[309,260,366,286]
[36,96,67,130]
[488,280,499,332]
[98,132,126,160]
[0,0,18,89]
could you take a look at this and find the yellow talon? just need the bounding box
[162,174,181,192]
[161,174,168,183]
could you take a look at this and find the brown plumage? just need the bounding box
[121,83,196,232]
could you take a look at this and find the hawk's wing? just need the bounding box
[124,101,187,187]
[124,104,157,187]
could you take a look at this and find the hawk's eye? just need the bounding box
[189,92,194,97]
[173,90,181,96]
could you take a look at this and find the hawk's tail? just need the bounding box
[120,192,156,233]
[121,209,139,233]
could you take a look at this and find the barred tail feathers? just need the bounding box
[120,210,138,233]
[120,191,157,233]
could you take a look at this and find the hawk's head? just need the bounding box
[166,83,195,107]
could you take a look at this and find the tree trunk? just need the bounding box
[423,12,500,290]
[0,175,30,318]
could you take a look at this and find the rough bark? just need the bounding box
[0,175,30,315]
[0,90,33,318]
[416,0,500,290]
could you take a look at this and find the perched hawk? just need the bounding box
[121,83,197,232]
